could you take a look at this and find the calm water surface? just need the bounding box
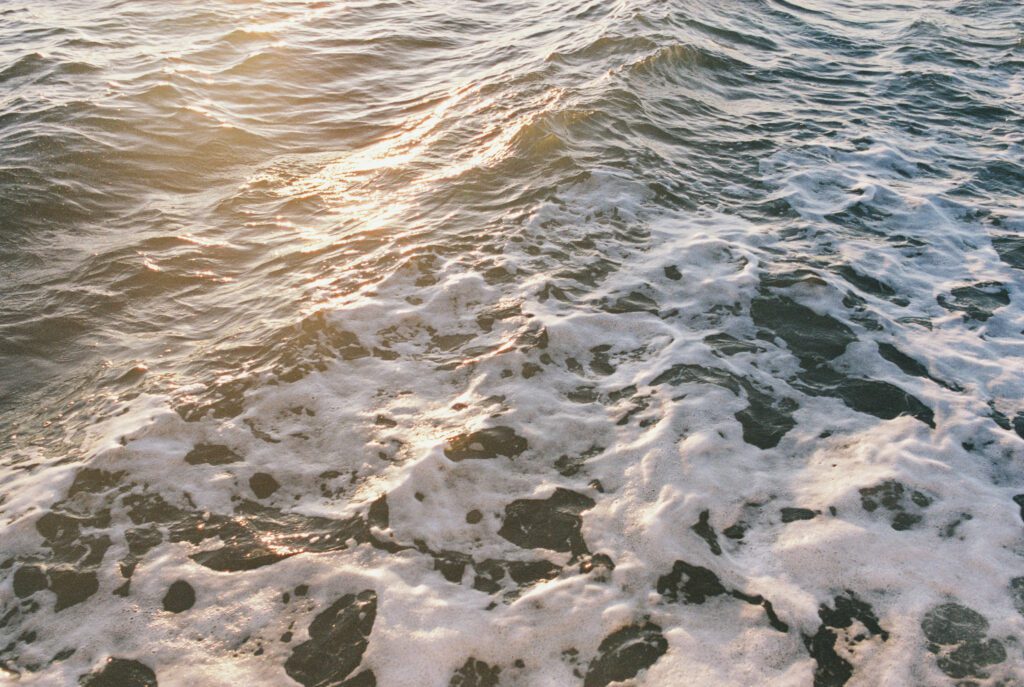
[1,0,1023,684]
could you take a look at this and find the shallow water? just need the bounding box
[1,0,1023,684]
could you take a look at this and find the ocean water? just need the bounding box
[1,0,1023,684]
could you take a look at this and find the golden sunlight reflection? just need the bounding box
[245,81,566,253]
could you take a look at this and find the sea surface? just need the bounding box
[1,0,1023,685]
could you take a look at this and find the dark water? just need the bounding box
[1,0,1023,684]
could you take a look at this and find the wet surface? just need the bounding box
[79,658,157,687]
[1,0,1023,683]
[444,428,529,462]
[497,489,594,557]
[921,603,1006,681]
[803,595,888,687]
[583,623,668,687]
[449,658,501,687]
[656,560,788,634]
[285,591,377,687]
[161,580,195,614]
[859,481,932,531]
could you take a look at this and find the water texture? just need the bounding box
[1,0,1023,684]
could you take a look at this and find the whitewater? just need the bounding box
[1,0,1023,685]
